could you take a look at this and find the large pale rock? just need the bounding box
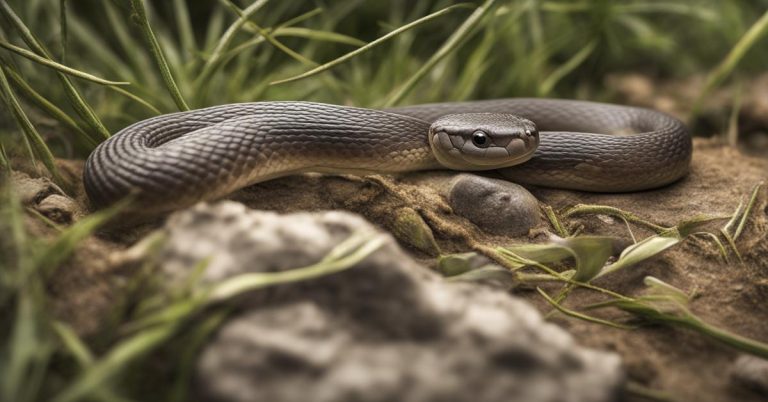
[157,202,623,402]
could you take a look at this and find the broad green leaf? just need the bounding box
[438,252,479,276]
[552,236,615,282]
[500,243,573,264]
[675,214,724,237]
[643,276,690,305]
[599,235,680,278]
[501,236,616,282]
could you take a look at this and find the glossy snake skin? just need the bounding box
[84,99,692,213]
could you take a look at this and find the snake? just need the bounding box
[83,98,692,214]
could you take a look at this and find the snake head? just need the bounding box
[429,113,539,170]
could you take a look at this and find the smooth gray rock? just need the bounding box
[732,355,768,395]
[447,174,540,236]
[157,202,622,402]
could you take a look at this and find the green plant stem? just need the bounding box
[0,41,129,85]
[537,287,634,329]
[4,66,92,144]
[130,0,190,111]
[734,182,764,240]
[0,67,62,184]
[543,205,569,237]
[564,204,666,232]
[647,314,768,360]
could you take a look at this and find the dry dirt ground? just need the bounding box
[15,137,768,402]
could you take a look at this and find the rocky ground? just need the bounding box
[11,135,768,402]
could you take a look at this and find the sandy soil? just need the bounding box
[16,137,768,402]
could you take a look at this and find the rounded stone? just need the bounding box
[154,202,622,402]
[447,174,540,236]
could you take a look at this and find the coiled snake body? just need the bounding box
[84,99,692,213]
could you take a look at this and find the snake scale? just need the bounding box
[83,98,692,213]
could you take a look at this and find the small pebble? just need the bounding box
[447,174,540,236]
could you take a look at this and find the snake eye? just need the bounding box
[472,131,489,148]
[525,129,537,137]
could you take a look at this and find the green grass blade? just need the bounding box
[209,232,387,301]
[101,0,153,84]
[2,294,53,402]
[539,39,596,95]
[106,85,162,115]
[719,228,742,262]
[202,6,226,53]
[616,2,718,20]
[210,24,365,81]
[4,66,92,144]
[692,232,729,262]
[0,1,110,140]
[168,312,229,402]
[276,7,323,29]
[52,321,94,368]
[722,199,745,237]
[129,0,190,111]
[218,0,318,68]
[692,9,768,118]
[270,3,472,86]
[172,0,197,61]
[0,142,9,171]
[59,0,68,63]
[537,287,634,329]
[197,0,271,85]
[0,40,129,86]
[564,204,666,233]
[554,236,615,282]
[66,13,135,80]
[274,27,366,47]
[0,66,62,184]
[382,0,498,107]
[51,325,177,402]
[734,182,764,240]
[598,235,680,279]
